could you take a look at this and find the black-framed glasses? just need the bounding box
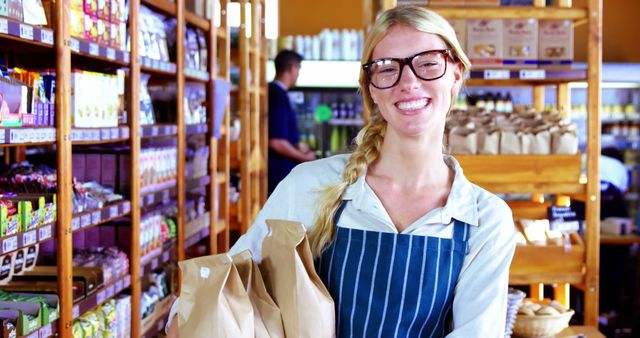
[363,49,454,89]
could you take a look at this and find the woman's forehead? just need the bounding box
[371,25,447,60]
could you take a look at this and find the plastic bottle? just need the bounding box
[304,35,312,60]
[312,35,321,60]
[341,29,350,61]
[505,93,514,113]
[321,29,332,60]
[331,29,341,61]
[295,35,305,56]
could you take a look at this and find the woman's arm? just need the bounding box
[446,198,516,338]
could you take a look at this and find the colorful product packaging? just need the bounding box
[467,19,503,67]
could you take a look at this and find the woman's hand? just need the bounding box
[167,319,179,338]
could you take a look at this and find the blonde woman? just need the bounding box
[168,5,515,337]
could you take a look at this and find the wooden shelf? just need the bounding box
[0,17,54,47]
[186,175,211,191]
[184,68,211,82]
[141,296,174,338]
[216,27,227,39]
[141,57,177,75]
[142,0,177,16]
[215,172,227,184]
[71,200,131,233]
[69,38,130,65]
[600,233,640,245]
[186,123,209,135]
[141,124,178,138]
[71,126,130,145]
[0,127,56,146]
[510,240,585,285]
[0,222,55,257]
[72,274,131,319]
[140,180,178,208]
[185,10,211,31]
[425,6,588,20]
[141,238,177,276]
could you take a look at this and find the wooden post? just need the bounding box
[129,0,141,335]
[250,0,260,223]
[530,283,544,301]
[584,0,602,327]
[554,283,570,309]
[208,3,218,255]
[533,85,545,112]
[557,83,571,118]
[533,0,545,7]
[55,0,72,335]
[239,0,251,234]
[177,0,187,262]
[218,0,231,252]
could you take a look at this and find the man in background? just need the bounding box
[268,50,316,195]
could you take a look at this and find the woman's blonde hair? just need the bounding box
[308,6,472,257]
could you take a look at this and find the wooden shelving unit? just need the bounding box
[0,0,235,336]
[375,0,602,328]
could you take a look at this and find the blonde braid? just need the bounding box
[308,113,386,257]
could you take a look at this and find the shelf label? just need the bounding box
[101,128,111,140]
[71,217,80,231]
[151,258,158,270]
[123,52,130,63]
[0,19,8,34]
[25,330,38,338]
[71,129,81,141]
[96,289,106,304]
[162,190,170,204]
[122,201,130,214]
[39,225,52,241]
[19,24,34,40]
[151,126,159,136]
[109,205,119,219]
[81,214,91,228]
[9,129,23,144]
[115,279,124,292]
[40,29,53,45]
[70,38,80,52]
[39,323,53,338]
[23,230,37,246]
[146,194,155,205]
[106,47,116,60]
[162,251,169,263]
[89,43,99,56]
[72,305,79,319]
[124,275,131,287]
[519,69,546,80]
[483,69,510,80]
[91,211,101,224]
[106,284,115,299]
[110,128,119,139]
[2,236,18,254]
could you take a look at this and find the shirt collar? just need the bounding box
[273,80,286,91]
[341,155,480,227]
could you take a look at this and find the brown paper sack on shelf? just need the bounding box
[178,254,254,338]
[521,128,551,155]
[448,127,477,155]
[232,250,285,338]
[552,128,579,154]
[261,219,336,338]
[477,127,500,155]
[500,129,522,154]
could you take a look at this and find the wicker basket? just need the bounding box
[512,309,575,338]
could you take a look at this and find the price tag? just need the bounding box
[70,38,80,52]
[124,275,131,287]
[106,47,116,60]
[2,236,18,254]
[89,43,100,56]
[124,52,130,63]
[72,305,79,319]
[40,29,54,45]
[39,225,52,241]
[110,128,119,139]
[71,129,81,141]
[39,323,53,338]
[162,189,170,204]
[121,127,130,139]
[519,69,546,80]
[81,214,92,228]
[101,128,111,140]
[19,24,34,40]
[23,230,37,246]
[146,194,155,205]
[483,69,510,80]
[151,126,159,136]
[9,129,20,144]
[115,279,124,292]
[151,258,158,270]
[152,59,160,70]
[106,284,115,298]
[91,211,101,224]
[72,217,80,231]
[162,251,169,263]
[0,19,8,34]
[109,205,119,219]
[96,289,106,304]
[25,330,38,338]
[122,201,130,214]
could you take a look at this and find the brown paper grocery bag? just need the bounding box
[233,250,285,338]
[552,128,579,154]
[477,127,500,155]
[500,129,522,154]
[448,127,477,155]
[178,254,254,338]
[261,219,336,338]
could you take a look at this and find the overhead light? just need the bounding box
[265,0,278,39]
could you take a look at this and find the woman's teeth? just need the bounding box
[396,99,429,111]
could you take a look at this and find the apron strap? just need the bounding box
[453,219,471,255]
[333,200,348,225]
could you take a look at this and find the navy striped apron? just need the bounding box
[317,201,470,338]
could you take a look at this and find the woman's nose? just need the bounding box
[397,64,421,90]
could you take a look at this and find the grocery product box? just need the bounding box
[503,18,538,67]
[0,0,8,18]
[70,8,85,39]
[0,254,14,285]
[9,293,58,325]
[83,0,97,17]
[96,0,109,20]
[448,20,467,54]
[0,310,18,338]
[84,14,98,42]
[538,19,573,67]
[97,19,110,46]
[467,19,503,67]
[0,301,41,336]
[0,205,21,238]
[11,249,24,276]
[7,0,23,21]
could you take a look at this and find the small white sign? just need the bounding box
[19,24,34,40]
[89,43,100,56]
[483,70,510,80]
[70,38,80,52]
[0,19,8,34]
[519,69,546,80]
[41,29,54,45]
[106,47,116,60]
[23,230,37,246]
[39,225,52,240]
[2,236,18,254]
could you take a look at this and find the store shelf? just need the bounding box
[140,180,178,207]
[0,127,56,146]
[185,212,211,248]
[185,10,211,31]
[185,227,209,249]
[141,296,174,338]
[510,242,585,285]
[142,0,177,16]
[329,119,364,127]
[184,68,211,82]
[600,233,640,245]
[216,27,227,39]
[69,38,130,65]
[19,320,57,338]
[0,222,55,257]
[187,175,210,191]
[141,57,177,75]
[465,68,587,86]
[186,123,208,135]
[455,154,584,194]
[141,124,178,138]
[141,238,177,276]
[0,17,54,47]
[425,6,588,20]
[71,200,131,232]
[72,273,132,319]
[71,126,130,145]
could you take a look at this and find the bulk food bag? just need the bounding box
[448,127,477,155]
[476,127,500,155]
[552,128,579,155]
[261,219,336,338]
[177,254,254,338]
[232,250,285,338]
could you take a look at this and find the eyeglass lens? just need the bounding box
[368,51,447,89]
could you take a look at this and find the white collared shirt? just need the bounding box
[229,154,516,338]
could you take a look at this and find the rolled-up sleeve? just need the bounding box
[447,197,516,338]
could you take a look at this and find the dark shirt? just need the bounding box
[268,82,300,195]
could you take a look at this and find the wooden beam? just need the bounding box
[584,0,602,327]
[218,0,231,252]
[426,7,587,20]
[533,85,545,112]
[557,83,571,118]
[239,0,251,234]
[530,284,544,301]
[177,0,186,263]
[554,283,570,309]
[208,11,217,254]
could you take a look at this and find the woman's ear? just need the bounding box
[452,63,463,94]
